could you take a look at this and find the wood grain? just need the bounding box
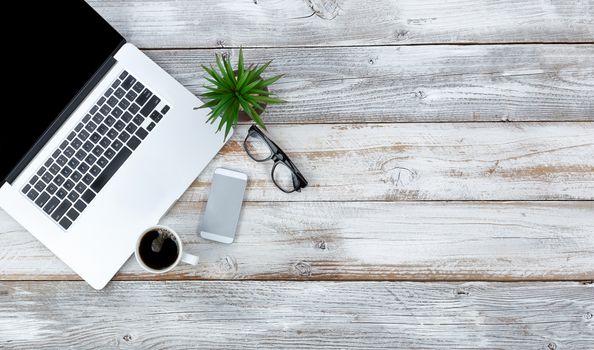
[1,281,592,349]
[144,45,594,123]
[87,0,594,48]
[1,201,592,281]
[187,123,594,201]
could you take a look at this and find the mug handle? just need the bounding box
[181,252,199,266]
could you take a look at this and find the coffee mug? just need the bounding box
[135,225,199,273]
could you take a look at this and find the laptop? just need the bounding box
[0,1,227,289]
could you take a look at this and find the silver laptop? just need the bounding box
[0,1,227,289]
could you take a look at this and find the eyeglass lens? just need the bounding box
[244,132,272,161]
[272,162,297,192]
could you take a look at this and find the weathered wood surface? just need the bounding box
[1,281,592,349]
[87,0,594,48]
[144,45,594,123]
[187,123,593,201]
[2,201,592,281]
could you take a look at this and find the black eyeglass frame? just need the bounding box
[243,125,308,193]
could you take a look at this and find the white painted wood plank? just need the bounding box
[87,0,594,47]
[145,45,594,123]
[1,201,592,280]
[190,123,594,201]
[1,281,592,349]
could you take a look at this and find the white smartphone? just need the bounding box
[200,168,247,244]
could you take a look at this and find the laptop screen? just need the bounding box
[1,1,124,182]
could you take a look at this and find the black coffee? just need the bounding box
[138,230,179,270]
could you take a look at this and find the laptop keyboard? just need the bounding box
[20,71,170,230]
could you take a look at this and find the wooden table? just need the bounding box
[1,1,593,348]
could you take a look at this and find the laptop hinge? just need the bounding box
[4,40,126,185]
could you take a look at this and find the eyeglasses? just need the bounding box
[243,125,308,193]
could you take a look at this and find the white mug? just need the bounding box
[135,225,199,273]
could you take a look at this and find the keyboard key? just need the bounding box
[125,123,137,134]
[49,164,60,175]
[97,157,108,167]
[122,112,133,123]
[107,96,118,107]
[125,90,137,101]
[85,154,97,165]
[89,165,101,176]
[149,111,163,123]
[63,180,75,191]
[67,132,76,141]
[35,192,50,208]
[100,137,110,148]
[91,147,132,193]
[82,141,93,152]
[105,116,116,126]
[82,174,94,185]
[34,180,45,192]
[90,105,99,115]
[72,171,82,182]
[112,140,123,151]
[161,105,170,114]
[68,158,80,169]
[75,182,86,194]
[56,188,67,199]
[147,122,156,131]
[98,97,107,106]
[111,80,121,89]
[53,175,65,186]
[27,189,39,201]
[44,158,53,167]
[76,149,87,160]
[136,89,152,106]
[140,96,161,117]
[135,128,148,140]
[85,121,97,132]
[118,99,130,110]
[66,208,80,222]
[74,200,87,212]
[52,149,60,158]
[59,140,68,149]
[127,136,141,151]
[59,217,72,230]
[92,145,104,157]
[41,172,53,184]
[118,131,130,142]
[74,123,83,132]
[78,163,89,174]
[68,191,79,202]
[51,200,72,221]
[21,184,31,194]
[71,138,82,149]
[112,107,123,118]
[79,130,90,141]
[90,132,101,143]
[119,71,128,80]
[132,81,144,93]
[132,115,144,125]
[103,88,114,97]
[56,155,67,166]
[107,129,118,140]
[97,124,108,135]
[129,103,140,114]
[114,88,126,99]
[82,189,96,204]
[64,146,75,158]
[100,105,112,117]
[60,166,72,178]
[37,167,46,176]
[82,114,91,123]
[43,197,60,215]
[47,183,58,195]
[93,114,104,124]
[122,75,136,89]
[105,148,116,159]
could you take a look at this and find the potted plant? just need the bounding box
[197,49,285,138]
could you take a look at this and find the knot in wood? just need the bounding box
[294,261,312,276]
[547,342,557,350]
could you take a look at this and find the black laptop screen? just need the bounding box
[1,1,124,182]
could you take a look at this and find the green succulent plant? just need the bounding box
[198,49,285,138]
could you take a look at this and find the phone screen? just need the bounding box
[200,169,247,243]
